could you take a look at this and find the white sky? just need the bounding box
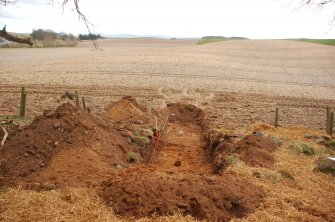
[0,0,334,38]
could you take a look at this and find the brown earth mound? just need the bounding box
[163,103,205,126]
[0,102,142,188]
[103,96,147,123]
[234,134,278,167]
[100,168,265,222]
[207,132,278,173]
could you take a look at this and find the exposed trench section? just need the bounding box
[0,97,266,222]
[99,102,266,221]
[152,122,211,174]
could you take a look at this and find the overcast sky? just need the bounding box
[0,0,334,38]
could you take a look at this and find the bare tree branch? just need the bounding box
[300,0,335,23]
[0,25,33,45]
[62,0,98,48]
[1,0,99,48]
[0,0,18,6]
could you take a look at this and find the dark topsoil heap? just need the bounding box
[100,168,265,222]
[0,102,143,188]
[207,131,279,174]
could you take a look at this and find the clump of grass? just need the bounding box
[301,143,316,156]
[134,129,150,147]
[138,136,149,146]
[271,136,284,146]
[61,91,75,100]
[134,129,141,137]
[224,154,240,166]
[129,152,137,162]
[253,170,280,184]
[210,128,220,133]
[288,142,316,156]
[213,153,240,174]
[264,171,279,184]
[278,169,295,180]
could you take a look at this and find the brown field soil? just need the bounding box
[0,39,335,131]
[1,39,335,221]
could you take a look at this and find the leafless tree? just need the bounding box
[0,0,97,47]
[299,0,335,23]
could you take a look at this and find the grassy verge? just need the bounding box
[197,38,233,45]
[291,39,335,46]
[0,40,78,48]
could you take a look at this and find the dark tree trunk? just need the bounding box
[0,26,33,46]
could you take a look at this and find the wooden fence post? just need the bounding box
[19,86,26,117]
[75,91,80,107]
[326,107,330,134]
[274,108,279,128]
[330,111,334,137]
[82,97,87,111]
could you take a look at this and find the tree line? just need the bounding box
[78,34,102,40]
[31,29,76,41]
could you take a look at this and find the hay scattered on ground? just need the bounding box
[0,188,119,222]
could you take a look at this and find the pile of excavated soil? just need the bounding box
[103,96,155,162]
[0,102,142,188]
[100,168,265,222]
[162,103,206,127]
[207,133,278,173]
[233,134,278,167]
[0,98,268,221]
[103,96,148,124]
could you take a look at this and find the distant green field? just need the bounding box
[292,39,335,46]
[197,38,233,45]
